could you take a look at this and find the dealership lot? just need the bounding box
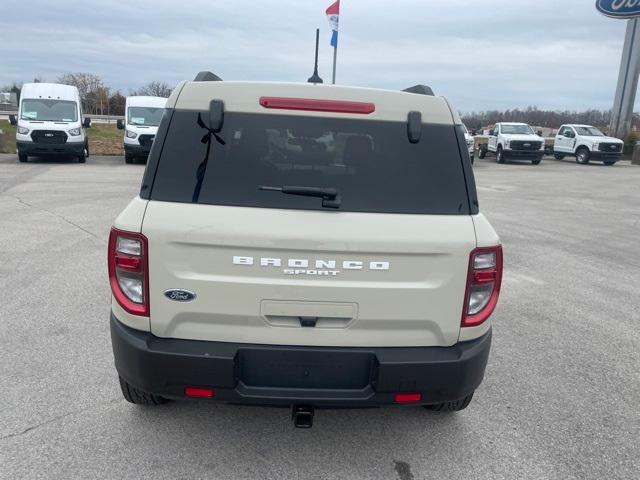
[0,154,638,479]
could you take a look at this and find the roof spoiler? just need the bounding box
[403,85,434,96]
[194,71,223,82]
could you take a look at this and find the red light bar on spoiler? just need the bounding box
[259,97,375,114]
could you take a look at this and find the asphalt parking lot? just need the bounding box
[0,153,639,480]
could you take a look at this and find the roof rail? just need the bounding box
[403,85,435,96]
[194,71,223,82]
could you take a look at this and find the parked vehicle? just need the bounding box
[109,72,502,427]
[10,83,90,163]
[553,124,623,166]
[463,123,475,163]
[479,122,544,164]
[117,96,167,164]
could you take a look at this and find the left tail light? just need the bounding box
[462,246,503,327]
[108,227,149,316]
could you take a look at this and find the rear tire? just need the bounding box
[554,153,565,160]
[125,154,134,164]
[576,148,590,164]
[119,376,169,406]
[532,156,542,165]
[478,148,486,159]
[496,146,505,163]
[424,392,474,412]
[603,160,616,166]
[18,153,28,163]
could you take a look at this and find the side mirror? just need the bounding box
[209,99,224,132]
[116,119,125,130]
[563,131,572,138]
[9,114,17,126]
[489,130,495,136]
[537,130,543,136]
[83,117,91,128]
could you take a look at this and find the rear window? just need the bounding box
[149,111,470,214]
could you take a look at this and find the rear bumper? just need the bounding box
[110,313,491,407]
[17,140,84,156]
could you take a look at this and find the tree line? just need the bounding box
[1,73,174,116]
[461,106,639,132]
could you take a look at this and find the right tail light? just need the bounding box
[462,246,503,327]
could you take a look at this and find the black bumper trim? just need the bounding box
[504,150,544,159]
[110,313,491,407]
[124,144,152,156]
[590,152,621,161]
[17,141,84,156]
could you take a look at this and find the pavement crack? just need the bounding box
[5,193,105,243]
[0,398,120,441]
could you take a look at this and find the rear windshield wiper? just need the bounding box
[260,185,342,209]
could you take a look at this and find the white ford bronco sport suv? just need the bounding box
[109,72,502,427]
[480,122,544,164]
[553,124,623,166]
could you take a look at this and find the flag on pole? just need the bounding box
[326,0,340,48]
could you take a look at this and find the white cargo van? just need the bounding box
[117,96,167,164]
[10,83,90,163]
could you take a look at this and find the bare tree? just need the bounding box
[132,81,173,98]
[57,72,109,114]
[461,107,620,132]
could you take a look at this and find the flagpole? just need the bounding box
[332,45,337,84]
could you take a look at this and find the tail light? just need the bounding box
[462,246,503,327]
[108,228,149,316]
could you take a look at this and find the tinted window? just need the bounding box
[128,107,164,126]
[21,99,78,122]
[150,111,470,215]
[574,126,604,136]
[501,124,534,135]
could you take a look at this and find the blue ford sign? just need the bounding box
[597,0,640,18]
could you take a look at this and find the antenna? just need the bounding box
[307,28,324,84]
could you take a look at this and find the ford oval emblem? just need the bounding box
[596,0,640,19]
[164,289,196,302]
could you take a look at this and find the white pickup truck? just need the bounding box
[462,124,474,163]
[553,124,623,166]
[480,122,544,165]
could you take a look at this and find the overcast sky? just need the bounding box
[0,0,630,112]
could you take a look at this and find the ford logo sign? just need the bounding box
[164,289,196,302]
[596,0,640,19]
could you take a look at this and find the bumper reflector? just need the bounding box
[185,387,215,398]
[394,393,422,404]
